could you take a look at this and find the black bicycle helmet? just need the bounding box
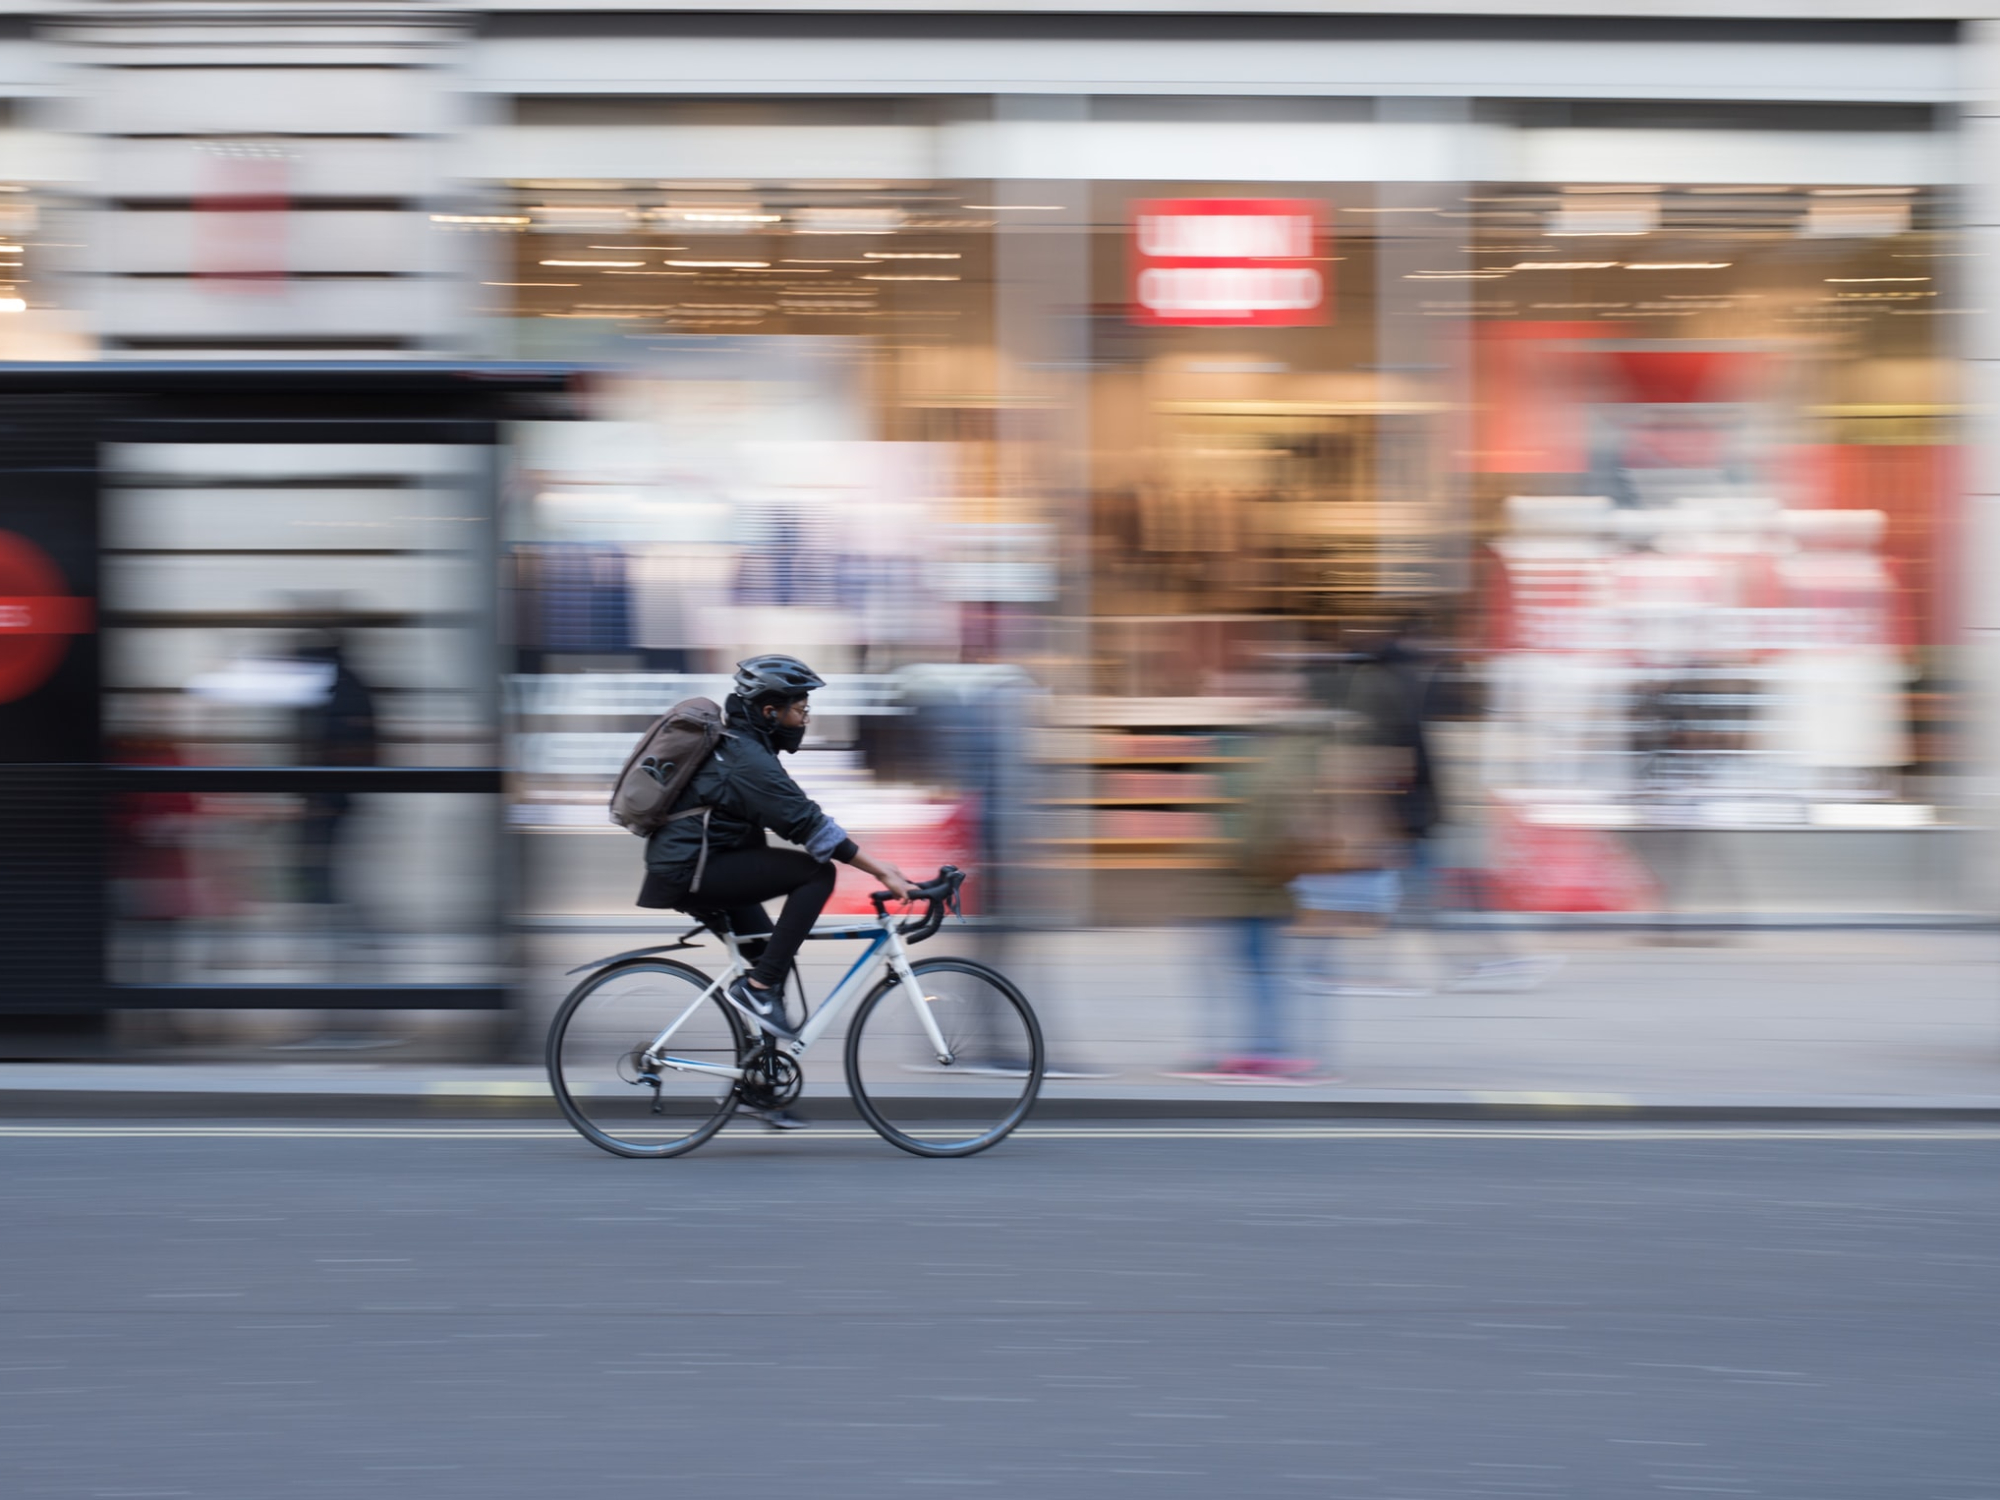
[732,653,826,704]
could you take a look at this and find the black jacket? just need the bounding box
[1311,646,1441,838]
[638,694,855,901]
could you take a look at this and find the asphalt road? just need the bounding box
[3,1121,1995,1500]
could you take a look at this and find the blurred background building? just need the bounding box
[0,1,1993,1029]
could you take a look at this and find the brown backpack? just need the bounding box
[608,698,727,874]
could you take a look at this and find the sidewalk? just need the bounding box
[4,926,1995,1119]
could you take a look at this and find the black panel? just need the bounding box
[108,985,507,1011]
[0,764,105,1011]
[0,362,573,397]
[109,766,504,794]
[0,397,105,1012]
[107,419,498,446]
[0,396,101,766]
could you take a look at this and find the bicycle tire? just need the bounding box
[546,957,750,1159]
[844,957,1044,1158]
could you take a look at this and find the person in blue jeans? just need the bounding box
[1176,710,1357,1084]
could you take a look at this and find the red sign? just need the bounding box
[1130,198,1330,327]
[0,530,90,703]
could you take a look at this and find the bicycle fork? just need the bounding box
[886,935,955,1066]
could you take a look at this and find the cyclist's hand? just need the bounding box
[855,850,913,902]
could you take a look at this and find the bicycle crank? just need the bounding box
[738,1044,804,1111]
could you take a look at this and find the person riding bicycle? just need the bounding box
[637,654,911,1041]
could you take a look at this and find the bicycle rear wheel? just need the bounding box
[844,957,1043,1158]
[546,958,749,1158]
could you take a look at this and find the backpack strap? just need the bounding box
[676,725,741,891]
[667,803,715,891]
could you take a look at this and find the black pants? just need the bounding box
[658,847,837,990]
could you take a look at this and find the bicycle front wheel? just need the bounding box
[844,957,1044,1158]
[546,958,749,1158]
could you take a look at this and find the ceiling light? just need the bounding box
[1511,262,1620,270]
[432,214,530,226]
[863,252,961,260]
[963,204,1062,211]
[484,281,580,287]
[667,260,769,269]
[1625,262,1732,270]
[0,297,26,313]
[1826,276,1930,283]
[792,208,903,234]
[859,274,959,282]
[540,259,645,267]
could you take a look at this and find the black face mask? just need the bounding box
[757,703,806,755]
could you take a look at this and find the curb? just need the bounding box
[1,1088,1995,1124]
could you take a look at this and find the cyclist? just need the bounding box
[637,654,911,1047]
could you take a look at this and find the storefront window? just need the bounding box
[469,98,1958,916]
[1467,181,1955,827]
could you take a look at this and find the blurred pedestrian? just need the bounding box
[1324,617,1563,994]
[274,622,396,1048]
[293,628,378,917]
[1172,702,1378,1084]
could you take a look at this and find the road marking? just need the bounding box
[0,1124,1994,1142]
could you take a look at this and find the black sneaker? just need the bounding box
[724,975,796,1037]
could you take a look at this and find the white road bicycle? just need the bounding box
[545,867,1044,1159]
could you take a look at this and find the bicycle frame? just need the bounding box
[637,909,952,1082]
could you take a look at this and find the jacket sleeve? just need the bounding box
[726,744,855,863]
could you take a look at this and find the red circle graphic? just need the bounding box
[0,530,91,704]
